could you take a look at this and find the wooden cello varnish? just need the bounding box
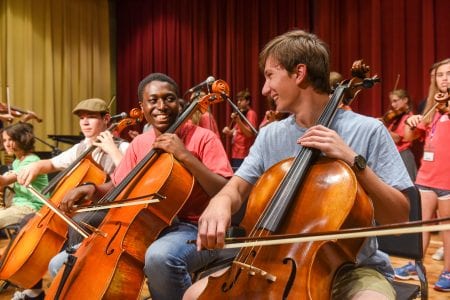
[44,81,229,299]
[0,158,107,288]
[198,63,379,299]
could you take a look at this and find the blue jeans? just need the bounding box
[48,210,107,278]
[48,244,80,278]
[144,221,233,300]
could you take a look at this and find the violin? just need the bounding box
[420,88,450,121]
[0,102,43,123]
[44,80,229,299]
[265,110,289,123]
[113,107,145,141]
[434,88,450,114]
[225,98,258,136]
[381,109,407,125]
[197,61,380,299]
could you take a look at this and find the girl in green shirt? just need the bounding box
[0,122,48,228]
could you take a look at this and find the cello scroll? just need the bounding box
[341,59,380,107]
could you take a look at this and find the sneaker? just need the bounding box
[394,262,418,280]
[432,246,444,261]
[11,289,45,300]
[434,271,450,292]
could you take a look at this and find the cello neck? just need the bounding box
[42,123,119,195]
[104,95,215,202]
[258,83,349,232]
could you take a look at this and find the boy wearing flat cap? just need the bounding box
[18,98,129,184]
[12,98,130,298]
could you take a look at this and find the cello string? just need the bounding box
[232,79,349,268]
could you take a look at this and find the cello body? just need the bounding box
[0,158,107,288]
[199,158,373,299]
[200,159,373,299]
[196,61,381,299]
[45,153,204,299]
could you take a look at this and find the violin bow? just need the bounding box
[218,216,450,249]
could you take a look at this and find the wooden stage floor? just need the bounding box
[0,233,448,299]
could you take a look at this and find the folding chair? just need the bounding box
[378,186,427,300]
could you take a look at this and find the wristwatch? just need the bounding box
[352,154,367,172]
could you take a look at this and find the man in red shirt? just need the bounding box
[58,73,233,299]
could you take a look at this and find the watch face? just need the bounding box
[355,155,367,170]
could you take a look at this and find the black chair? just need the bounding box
[378,186,427,300]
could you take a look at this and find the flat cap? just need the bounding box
[72,98,109,114]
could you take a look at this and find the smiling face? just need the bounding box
[261,56,300,113]
[140,80,180,135]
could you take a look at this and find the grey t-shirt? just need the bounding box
[235,110,413,278]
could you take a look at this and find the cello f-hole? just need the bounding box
[104,222,122,255]
[222,266,242,292]
[282,257,296,299]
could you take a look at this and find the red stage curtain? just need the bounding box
[116,0,450,150]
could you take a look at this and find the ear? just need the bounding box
[104,113,111,124]
[294,64,307,84]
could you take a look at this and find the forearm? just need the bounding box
[178,153,228,197]
[0,172,17,186]
[211,176,251,215]
[33,160,58,174]
[355,167,410,224]
[93,181,114,200]
[403,124,420,142]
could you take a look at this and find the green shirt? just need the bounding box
[12,154,49,211]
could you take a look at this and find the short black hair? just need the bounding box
[137,73,180,101]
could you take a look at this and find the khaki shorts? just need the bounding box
[331,266,395,300]
[0,205,35,228]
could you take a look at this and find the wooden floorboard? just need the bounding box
[0,233,448,299]
[391,233,449,300]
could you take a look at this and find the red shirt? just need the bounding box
[415,112,450,190]
[387,112,413,152]
[197,112,220,138]
[232,109,258,159]
[112,122,233,221]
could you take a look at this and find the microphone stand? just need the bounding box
[34,136,62,157]
[222,93,258,136]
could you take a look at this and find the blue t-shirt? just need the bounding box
[235,110,413,278]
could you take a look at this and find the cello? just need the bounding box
[113,107,145,142]
[0,125,119,288]
[197,63,380,299]
[44,80,229,299]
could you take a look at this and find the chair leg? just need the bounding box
[0,280,10,292]
[415,259,428,300]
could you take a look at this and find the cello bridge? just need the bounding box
[233,261,276,282]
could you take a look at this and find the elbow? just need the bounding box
[396,195,411,223]
[399,201,410,223]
